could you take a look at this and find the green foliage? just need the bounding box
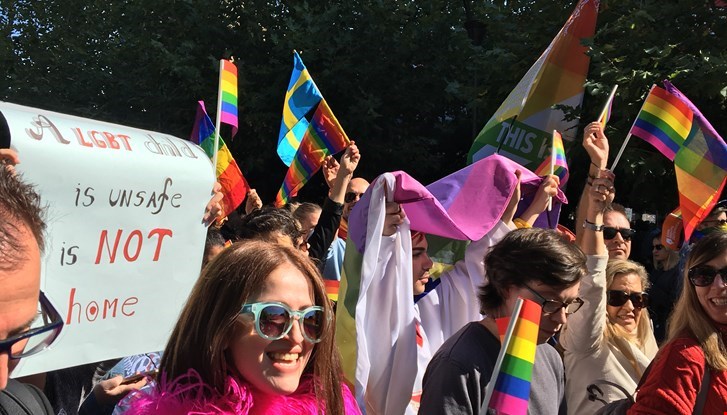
[1,0,725,216]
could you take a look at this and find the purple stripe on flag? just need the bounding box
[632,124,678,160]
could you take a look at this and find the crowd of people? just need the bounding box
[1,117,726,415]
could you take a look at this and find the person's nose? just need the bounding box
[551,307,568,325]
[285,316,306,344]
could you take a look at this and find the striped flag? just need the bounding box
[534,130,569,186]
[482,298,542,415]
[662,81,727,240]
[629,85,693,160]
[598,85,618,127]
[191,101,249,217]
[277,51,324,166]
[274,53,350,207]
[468,0,599,169]
[218,59,238,137]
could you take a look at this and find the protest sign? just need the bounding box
[0,102,214,376]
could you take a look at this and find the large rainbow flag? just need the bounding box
[663,81,727,240]
[534,130,569,186]
[277,51,324,166]
[468,0,599,169]
[191,101,249,217]
[274,53,350,207]
[481,298,542,415]
[218,59,238,137]
[629,85,693,161]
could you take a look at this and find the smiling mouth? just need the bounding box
[268,352,300,364]
[711,298,727,306]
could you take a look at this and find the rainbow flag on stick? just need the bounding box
[663,80,727,241]
[191,101,249,218]
[274,52,350,207]
[598,85,618,127]
[481,298,542,415]
[534,130,569,186]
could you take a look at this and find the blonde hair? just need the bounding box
[653,234,679,271]
[604,259,655,375]
[666,232,727,370]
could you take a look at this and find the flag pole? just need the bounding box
[598,84,618,126]
[610,84,655,171]
[480,298,524,414]
[496,115,518,154]
[548,130,556,211]
[212,58,225,175]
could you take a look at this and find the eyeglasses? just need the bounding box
[522,285,584,315]
[688,265,727,287]
[607,290,649,308]
[652,244,664,251]
[0,291,64,359]
[344,191,363,204]
[603,226,636,241]
[240,301,325,343]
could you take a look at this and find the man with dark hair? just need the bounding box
[234,206,304,249]
[420,228,586,414]
[0,150,57,413]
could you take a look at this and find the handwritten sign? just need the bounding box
[0,102,215,376]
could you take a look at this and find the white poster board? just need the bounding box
[0,102,214,376]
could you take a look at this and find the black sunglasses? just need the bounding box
[344,191,363,204]
[652,244,664,251]
[603,226,636,241]
[0,291,64,359]
[688,265,727,287]
[607,290,649,309]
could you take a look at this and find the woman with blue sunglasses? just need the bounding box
[628,231,727,414]
[119,240,360,414]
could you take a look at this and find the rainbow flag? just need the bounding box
[482,298,542,415]
[324,280,339,302]
[468,0,599,170]
[274,54,350,207]
[629,85,693,161]
[191,101,249,217]
[663,80,727,241]
[598,85,617,127]
[534,130,569,186]
[277,51,324,166]
[218,59,238,137]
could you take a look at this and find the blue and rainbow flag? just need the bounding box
[482,298,542,415]
[277,51,324,166]
[274,53,350,207]
[191,101,248,217]
[534,130,569,186]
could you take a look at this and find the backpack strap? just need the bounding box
[692,367,711,415]
[0,379,54,415]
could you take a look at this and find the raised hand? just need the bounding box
[322,155,340,189]
[339,141,360,177]
[582,121,609,170]
[244,188,262,214]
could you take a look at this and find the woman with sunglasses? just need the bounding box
[560,172,658,415]
[628,232,727,414]
[119,240,360,414]
[648,231,680,343]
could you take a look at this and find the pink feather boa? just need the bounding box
[118,370,361,415]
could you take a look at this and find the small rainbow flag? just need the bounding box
[534,130,569,186]
[482,298,542,415]
[219,59,238,137]
[191,100,249,217]
[629,85,693,161]
[324,279,339,302]
[598,85,617,127]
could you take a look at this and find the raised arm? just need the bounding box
[576,122,609,245]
